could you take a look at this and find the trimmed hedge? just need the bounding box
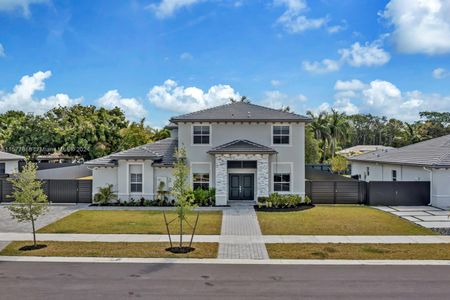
[257,193,311,209]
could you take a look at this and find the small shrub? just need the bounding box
[93,184,118,205]
[257,193,310,209]
[304,195,312,205]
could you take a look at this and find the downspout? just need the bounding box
[423,167,433,206]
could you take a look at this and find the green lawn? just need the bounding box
[257,205,435,235]
[38,210,222,235]
[0,241,218,258]
[267,243,450,260]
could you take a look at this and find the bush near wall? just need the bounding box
[257,193,312,209]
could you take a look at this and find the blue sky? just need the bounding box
[1,0,450,126]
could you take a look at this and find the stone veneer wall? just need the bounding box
[214,153,269,206]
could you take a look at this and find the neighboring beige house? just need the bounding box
[86,102,310,205]
[0,151,25,175]
[349,134,450,209]
[338,145,394,157]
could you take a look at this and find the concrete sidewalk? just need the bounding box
[2,233,450,244]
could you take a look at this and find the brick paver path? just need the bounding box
[218,204,269,259]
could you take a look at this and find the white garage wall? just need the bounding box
[351,162,430,182]
[92,167,118,197]
[1,160,20,174]
[431,168,450,209]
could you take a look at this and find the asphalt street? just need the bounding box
[1,262,450,299]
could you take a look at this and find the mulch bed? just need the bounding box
[254,204,314,212]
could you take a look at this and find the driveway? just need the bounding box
[0,204,85,233]
[374,206,450,229]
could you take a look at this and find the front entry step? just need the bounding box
[228,200,256,207]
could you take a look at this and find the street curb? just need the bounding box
[2,256,450,265]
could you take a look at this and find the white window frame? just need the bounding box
[273,173,291,193]
[271,162,294,193]
[191,124,211,146]
[190,162,212,189]
[192,173,210,190]
[127,162,144,195]
[271,124,292,146]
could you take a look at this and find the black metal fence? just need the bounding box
[0,179,92,204]
[307,180,430,206]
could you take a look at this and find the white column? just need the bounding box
[215,155,228,205]
[257,155,269,198]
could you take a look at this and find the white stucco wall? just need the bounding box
[351,162,429,182]
[0,160,20,174]
[431,168,450,209]
[92,166,118,197]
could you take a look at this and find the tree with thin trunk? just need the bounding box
[163,147,198,253]
[7,161,48,249]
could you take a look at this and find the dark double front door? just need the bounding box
[229,174,254,200]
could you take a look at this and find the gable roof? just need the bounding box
[85,138,178,167]
[170,102,311,123]
[348,134,450,168]
[207,140,277,154]
[0,151,25,161]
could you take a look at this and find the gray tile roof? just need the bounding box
[0,151,25,161]
[85,138,178,167]
[348,134,450,167]
[170,102,311,123]
[207,140,277,154]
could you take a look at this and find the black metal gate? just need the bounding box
[367,181,430,206]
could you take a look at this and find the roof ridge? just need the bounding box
[171,102,235,120]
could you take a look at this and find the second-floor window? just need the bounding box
[273,125,290,145]
[193,125,210,144]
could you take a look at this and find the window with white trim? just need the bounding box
[129,165,143,193]
[392,170,397,181]
[273,125,290,144]
[193,173,209,190]
[0,163,5,175]
[193,125,210,144]
[274,173,290,192]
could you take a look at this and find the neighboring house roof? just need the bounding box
[85,138,178,167]
[207,140,277,154]
[348,134,450,168]
[0,151,25,161]
[170,102,311,123]
[338,145,394,157]
[164,122,178,130]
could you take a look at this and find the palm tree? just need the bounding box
[307,111,330,162]
[403,123,422,145]
[328,109,349,158]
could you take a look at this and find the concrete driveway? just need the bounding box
[374,206,450,229]
[0,204,85,233]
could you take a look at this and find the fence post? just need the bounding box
[333,181,337,204]
[0,179,2,203]
[76,181,80,204]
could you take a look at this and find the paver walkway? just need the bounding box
[374,206,450,228]
[218,203,269,259]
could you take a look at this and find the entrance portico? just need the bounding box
[208,140,277,206]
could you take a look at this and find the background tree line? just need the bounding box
[305,110,450,163]
[0,105,170,160]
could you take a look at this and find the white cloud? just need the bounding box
[338,41,391,67]
[0,0,48,17]
[179,52,193,61]
[147,79,240,113]
[297,94,307,102]
[147,0,204,19]
[382,0,450,54]
[432,67,449,79]
[271,79,281,87]
[327,21,347,34]
[274,0,328,33]
[302,59,340,74]
[97,90,148,122]
[303,39,390,74]
[0,43,5,57]
[263,90,307,111]
[0,71,80,114]
[322,78,450,121]
[334,79,367,91]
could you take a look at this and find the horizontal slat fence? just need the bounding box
[0,179,92,204]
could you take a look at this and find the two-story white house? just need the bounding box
[86,102,310,205]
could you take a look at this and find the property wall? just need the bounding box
[431,168,450,209]
[177,122,306,197]
[0,160,20,174]
[351,162,429,182]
